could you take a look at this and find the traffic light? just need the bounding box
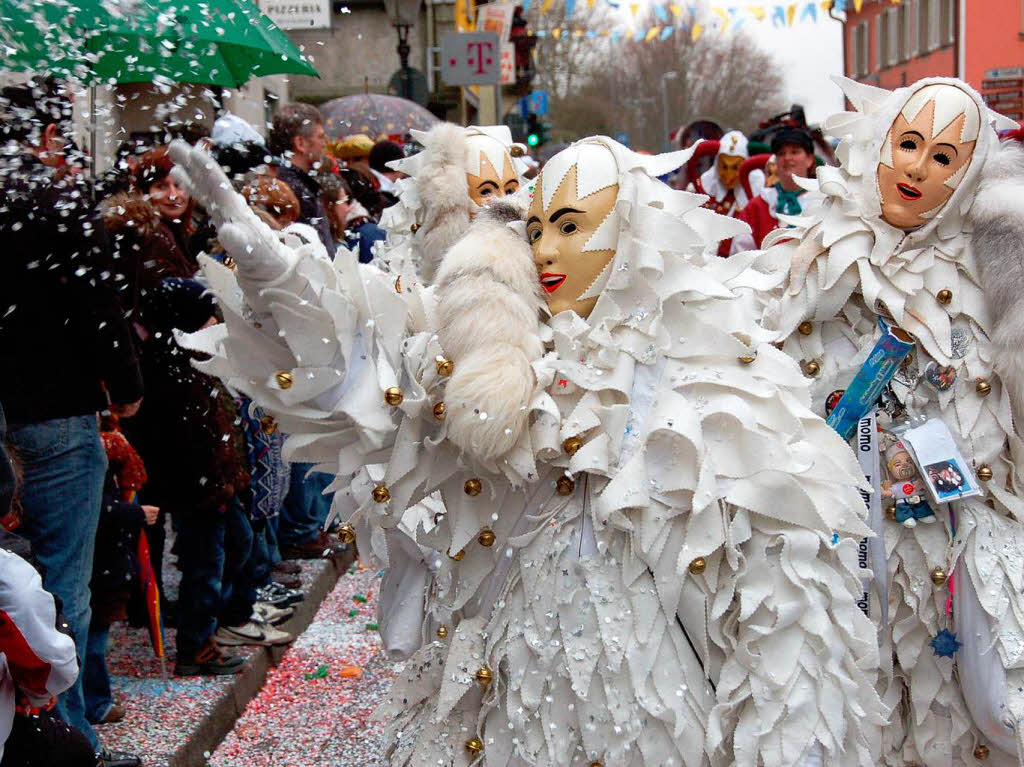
[525,113,548,147]
[526,112,540,147]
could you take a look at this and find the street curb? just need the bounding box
[166,556,344,767]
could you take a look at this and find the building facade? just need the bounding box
[842,0,1024,121]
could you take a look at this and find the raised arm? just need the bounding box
[169,141,410,477]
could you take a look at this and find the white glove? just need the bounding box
[169,139,294,284]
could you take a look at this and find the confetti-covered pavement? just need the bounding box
[210,566,396,767]
[97,550,338,767]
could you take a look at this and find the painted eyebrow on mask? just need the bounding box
[549,207,584,223]
[899,130,926,142]
[476,180,499,191]
[526,215,540,227]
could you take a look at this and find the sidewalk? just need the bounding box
[210,567,395,766]
[97,555,345,767]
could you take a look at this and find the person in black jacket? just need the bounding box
[267,103,334,253]
[0,78,143,767]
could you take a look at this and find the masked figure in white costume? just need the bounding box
[168,135,888,766]
[757,76,1024,765]
[377,123,529,284]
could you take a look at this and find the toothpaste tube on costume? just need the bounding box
[825,319,915,441]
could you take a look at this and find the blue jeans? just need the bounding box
[279,463,333,545]
[6,415,105,751]
[175,497,256,659]
[83,623,113,724]
[247,518,279,590]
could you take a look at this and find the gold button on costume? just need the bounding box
[464,478,483,496]
[384,387,404,406]
[477,529,496,547]
[372,485,391,503]
[275,371,294,389]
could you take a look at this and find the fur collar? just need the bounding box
[101,192,162,239]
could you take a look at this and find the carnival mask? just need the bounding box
[877,86,979,229]
[717,154,744,191]
[527,164,618,319]
[467,151,519,206]
[764,156,779,187]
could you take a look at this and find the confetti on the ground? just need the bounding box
[209,567,396,766]
[97,525,333,767]
[303,664,329,680]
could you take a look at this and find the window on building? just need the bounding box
[890,7,903,63]
[852,21,870,76]
[897,1,910,61]
[939,0,954,46]
[878,12,890,68]
[906,0,918,57]
[919,0,933,52]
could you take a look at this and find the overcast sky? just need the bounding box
[742,11,846,125]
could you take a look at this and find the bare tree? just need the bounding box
[526,1,787,150]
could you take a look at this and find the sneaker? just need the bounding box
[174,638,245,676]
[97,702,125,725]
[98,749,142,767]
[273,561,302,575]
[271,572,302,590]
[254,601,294,626]
[256,582,304,607]
[215,619,293,647]
[280,533,334,560]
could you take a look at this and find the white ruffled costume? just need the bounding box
[168,136,888,767]
[755,76,1024,765]
[377,123,529,284]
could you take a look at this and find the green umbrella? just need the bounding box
[0,0,318,87]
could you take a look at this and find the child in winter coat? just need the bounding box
[82,416,158,726]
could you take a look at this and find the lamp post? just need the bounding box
[661,70,679,153]
[385,0,420,101]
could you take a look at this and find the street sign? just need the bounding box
[615,131,630,147]
[526,90,549,116]
[440,32,502,86]
[985,67,1024,80]
[260,0,331,30]
[500,43,515,86]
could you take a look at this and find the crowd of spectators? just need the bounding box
[0,77,403,767]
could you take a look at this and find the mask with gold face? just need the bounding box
[877,83,980,230]
[526,164,618,319]
[466,151,520,206]
[463,131,522,211]
[717,153,744,191]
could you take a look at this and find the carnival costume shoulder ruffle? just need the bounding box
[169,136,887,767]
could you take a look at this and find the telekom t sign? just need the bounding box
[440,32,502,86]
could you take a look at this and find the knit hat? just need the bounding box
[211,113,265,148]
[335,134,374,160]
[369,139,404,173]
[770,127,814,156]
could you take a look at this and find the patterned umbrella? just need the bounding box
[321,93,440,139]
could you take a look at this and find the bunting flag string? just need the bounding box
[531,0,885,42]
